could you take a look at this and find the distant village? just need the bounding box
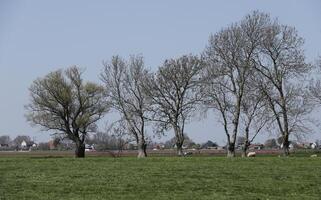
[0,134,320,153]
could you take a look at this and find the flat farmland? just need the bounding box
[0,149,301,158]
[1,156,321,200]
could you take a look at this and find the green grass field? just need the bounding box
[1,156,321,200]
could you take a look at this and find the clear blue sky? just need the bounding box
[1,0,321,144]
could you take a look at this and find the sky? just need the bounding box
[0,0,321,144]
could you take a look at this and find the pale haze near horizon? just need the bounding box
[1,0,321,144]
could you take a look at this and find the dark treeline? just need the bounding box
[24,11,321,158]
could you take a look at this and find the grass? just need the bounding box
[0,156,321,200]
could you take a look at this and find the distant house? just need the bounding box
[201,141,218,149]
[125,141,138,150]
[21,140,36,149]
[248,143,264,150]
[21,140,27,148]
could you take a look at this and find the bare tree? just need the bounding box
[26,66,109,158]
[239,70,271,157]
[109,121,134,156]
[240,85,268,157]
[202,12,264,157]
[88,121,134,157]
[101,55,151,158]
[253,13,312,156]
[143,55,203,156]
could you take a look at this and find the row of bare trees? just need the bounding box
[100,55,203,157]
[26,11,320,158]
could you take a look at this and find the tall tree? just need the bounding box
[202,12,264,157]
[26,66,109,157]
[253,13,312,156]
[101,55,151,157]
[144,55,203,156]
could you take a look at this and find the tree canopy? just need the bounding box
[26,66,109,157]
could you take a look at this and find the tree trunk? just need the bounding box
[242,141,249,158]
[241,147,247,158]
[75,142,85,158]
[242,126,250,158]
[137,140,147,158]
[280,86,290,157]
[282,146,290,157]
[137,117,147,158]
[173,125,184,156]
[227,143,235,157]
[282,135,290,157]
[176,143,184,156]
